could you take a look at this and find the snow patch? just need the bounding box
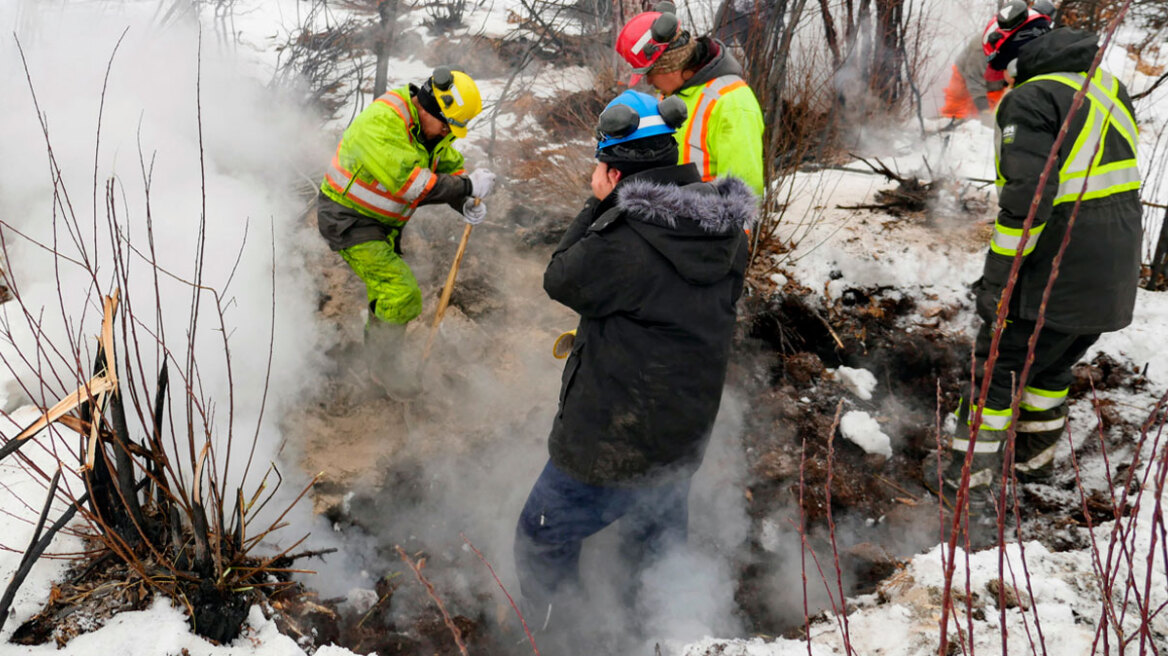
[832,366,877,400]
[839,411,893,458]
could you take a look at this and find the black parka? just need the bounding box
[544,164,754,486]
[988,28,1142,334]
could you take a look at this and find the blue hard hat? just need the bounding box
[595,90,687,156]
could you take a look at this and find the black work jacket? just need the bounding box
[988,29,1142,334]
[544,164,754,486]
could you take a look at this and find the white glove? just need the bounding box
[462,198,487,225]
[468,168,496,199]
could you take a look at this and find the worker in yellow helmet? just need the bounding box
[317,67,493,399]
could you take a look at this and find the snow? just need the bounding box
[1,602,313,656]
[0,408,84,644]
[838,411,893,459]
[832,366,877,401]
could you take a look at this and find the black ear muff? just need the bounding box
[597,104,640,140]
[1031,0,1055,16]
[432,66,454,91]
[997,0,1029,30]
[650,12,679,43]
[658,96,688,128]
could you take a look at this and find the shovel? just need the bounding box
[421,199,479,363]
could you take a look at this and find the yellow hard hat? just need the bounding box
[429,67,482,139]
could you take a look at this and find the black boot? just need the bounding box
[1014,404,1068,481]
[922,447,1004,508]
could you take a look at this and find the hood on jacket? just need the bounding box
[1015,28,1099,84]
[614,167,756,284]
[680,37,744,90]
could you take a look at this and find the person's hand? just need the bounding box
[468,168,496,199]
[462,198,487,225]
[973,278,1003,324]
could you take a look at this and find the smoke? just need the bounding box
[0,0,332,547]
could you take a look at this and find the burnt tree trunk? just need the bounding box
[870,0,905,104]
[372,0,399,98]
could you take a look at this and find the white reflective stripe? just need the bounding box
[327,161,412,218]
[683,75,746,177]
[1063,105,1100,173]
[331,177,411,217]
[991,230,1022,254]
[1020,387,1067,410]
[951,436,1004,454]
[1024,72,1141,205]
[991,223,1042,256]
[1055,165,1140,203]
[1042,71,1139,143]
[631,29,653,55]
[1017,417,1067,433]
[377,92,412,123]
[705,75,744,93]
[974,410,1012,431]
[1051,71,1139,141]
[638,115,666,130]
[399,168,435,203]
[686,94,716,163]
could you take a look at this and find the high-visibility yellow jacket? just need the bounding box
[672,38,765,198]
[320,86,465,227]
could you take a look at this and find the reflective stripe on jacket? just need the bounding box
[320,86,465,225]
[991,68,1140,259]
[1025,70,1139,205]
[674,74,765,197]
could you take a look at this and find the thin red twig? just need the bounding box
[396,545,470,656]
[461,533,540,655]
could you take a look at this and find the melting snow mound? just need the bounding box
[839,411,893,458]
[834,366,877,400]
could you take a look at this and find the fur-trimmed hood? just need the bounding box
[617,175,757,234]
[611,169,755,285]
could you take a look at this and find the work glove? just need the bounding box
[468,168,496,199]
[462,198,487,225]
[972,277,1004,325]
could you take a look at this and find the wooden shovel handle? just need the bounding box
[422,222,474,361]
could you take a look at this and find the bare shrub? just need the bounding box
[0,36,322,646]
[271,0,370,122]
[422,0,468,33]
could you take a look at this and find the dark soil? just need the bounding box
[270,579,496,656]
[725,278,1154,636]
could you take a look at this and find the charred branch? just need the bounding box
[0,470,62,633]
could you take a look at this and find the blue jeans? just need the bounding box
[514,460,690,612]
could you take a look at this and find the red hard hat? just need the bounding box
[615,10,681,86]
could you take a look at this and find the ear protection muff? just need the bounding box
[658,96,687,129]
[596,104,640,141]
[422,66,455,101]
